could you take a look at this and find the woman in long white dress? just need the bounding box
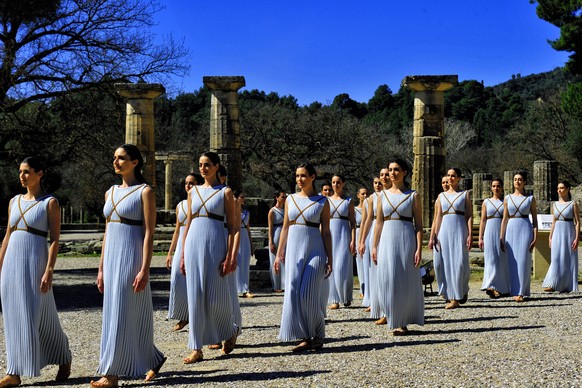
[358,169,390,324]
[431,176,449,297]
[235,191,254,298]
[500,173,538,302]
[372,159,424,335]
[543,181,578,293]
[479,179,510,298]
[268,191,287,292]
[166,174,197,331]
[327,174,356,309]
[180,152,240,363]
[0,157,72,388]
[429,168,472,310]
[354,187,368,299]
[92,145,166,387]
[275,163,333,352]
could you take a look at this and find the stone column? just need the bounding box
[534,160,558,202]
[115,83,166,187]
[203,76,246,191]
[402,75,458,226]
[482,179,492,198]
[461,176,473,193]
[473,173,492,223]
[164,159,173,211]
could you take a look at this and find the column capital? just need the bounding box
[115,83,166,99]
[402,75,458,92]
[203,76,246,92]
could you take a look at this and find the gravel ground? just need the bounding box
[1,254,581,387]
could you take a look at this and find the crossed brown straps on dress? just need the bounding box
[382,191,413,222]
[106,184,145,226]
[554,201,574,222]
[288,195,321,228]
[355,207,362,227]
[192,185,224,222]
[442,191,465,216]
[329,198,349,221]
[179,201,188,226]
[272,207,284,227]
[485,199,503,220]
[9,195,50,237]
[508,195,529,219]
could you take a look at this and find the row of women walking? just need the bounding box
[0,147,578,387]
[478,177,579,298]
[431,170,579,309]
[0,147,243,388]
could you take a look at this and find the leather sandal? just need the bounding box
[183,350,203,364]
[329,303,340,310]
[90,375,118,388]
[374,316,387,325]
[292,339,312,352]
[145,356,167,382]
[55,361,71,381]
[173,320,188,331]
[0,375,20,388]
[312,337,324,350]
[393,327,409,336]
[222,332,238,355]
[445,300,460,309]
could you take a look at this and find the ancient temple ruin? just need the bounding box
[115,83,166,187]
[203,76,246,192]
[402,75,458,225]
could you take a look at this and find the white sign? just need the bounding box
[536,214,553,231]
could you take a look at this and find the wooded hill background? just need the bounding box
[1,67,581,221]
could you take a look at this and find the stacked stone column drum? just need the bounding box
[403,75,458,226]
[534,160,558,213]
[203,76,246,192]
[472,173,492,223]
[164,160,173,210]
[115,83,166,187]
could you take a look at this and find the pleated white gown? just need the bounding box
[269,207,285,291]
[327,197,353,305]
[437,191,470,301]
[168,200,188,321]
[354,207,367,299]
[504,194,534,297]
[361,201,371,307]
[376,190,424,329]
[432,199,446,296]
[366,192,383,318]
[236,210,251,294]
[100,184,164,377]
[184,185,238,349]
[481,198,510,293]
[543,201,578,292]
[1,195,71,377]
[279,194,328,342]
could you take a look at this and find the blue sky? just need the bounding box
[153,1,568,105]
